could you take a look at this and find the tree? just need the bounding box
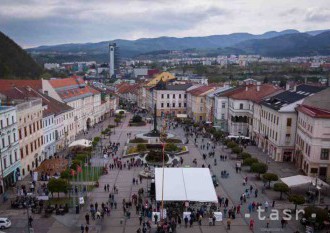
[289,194,305,213]
[243,158,259,166]
[136,143,147,152]
[226,141,237,149]
[165,143,179,152]
[132,115,142,123]
[231,146,242,154]
[304,206,329,225]
[48,178,69,198]
[240,152,252,160]
[273,182,289,200]
[114,118,121,126]
[262,173,279,188]
[250,162,268,177]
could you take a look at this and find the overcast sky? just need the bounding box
[1,0,329,48]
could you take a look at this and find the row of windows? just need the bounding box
[1,131,17,148]
[2,150,19,169]
[19,110,42,123]
[160,102,187,108]
[297,135,329,160]
[161,94,187,99]
[43,117,54,128]
[298,117,313,133]
[20,136,43,159]
[260,123,278,141]
[0,115,15,129]
[261,109,280,125]
[18,120,42,139]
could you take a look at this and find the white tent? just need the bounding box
[69,139,92,148]
[281,175,329,188]
[176,114,187,118]
[155,168,218,202]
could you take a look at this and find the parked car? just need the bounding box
[0,218,11,229]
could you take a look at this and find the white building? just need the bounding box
[44,63,60,70]
[43,76,105,134]
[295,88,330,182]
[256,84,326,162]
[0,106,20,194]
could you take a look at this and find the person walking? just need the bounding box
[80,224,84,233]
[227,218,231,230]
[184,216,188,228]
[249,218,254,230]
[264,201,269,212]
[85,213,90,225]
[85,225,89,233]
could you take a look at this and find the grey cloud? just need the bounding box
[305,8,330,22]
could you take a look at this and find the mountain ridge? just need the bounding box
[26,29,330,61]
[0,31,42,79]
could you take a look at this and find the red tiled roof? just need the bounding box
[228,84,281,103]
[117,83,139,94]
[297,105,330,118]
[48,76,100,100]
[187,85,215,96]
[48,76,85,89]
[0,86,73,116]
[0,80,42,91]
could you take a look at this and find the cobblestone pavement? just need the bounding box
[0,114,318,233]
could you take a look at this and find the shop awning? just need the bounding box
[281,175,329,188]
[69,139,92,148]
[176,114,188,118]
[155,168,218,202]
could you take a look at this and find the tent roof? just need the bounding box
[155,168,218,202]
[69,139,92,148]
[281,175,329,188]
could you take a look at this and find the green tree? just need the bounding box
[304,206,329,225]
[243,158,259,166]
[231,146,242,154]
[262,173,279,188]
[132,115,142,123]
[136,143,147,152]
[165,143,179,152]
[226,141,237,149]
[240,152,252,160]
[250,162,268,177]
[60,169,70,179]
[48,178,69,198]
[114,118,121,126]
[273,182,290,200]
[289,194,305,213]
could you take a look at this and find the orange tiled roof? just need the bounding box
[117,83,139,94]
[48,76,100,100]
[187,85,215,96]
[0,86,73,116]
[228,84,281,103]
[0,79,42,91]
[48,76,85,89]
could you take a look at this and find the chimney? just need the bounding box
[286,83,290,91]
[245,86,248,91]
[256,81,261,92]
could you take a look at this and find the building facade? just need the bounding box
[153,83,192,117]
[295,88,330,182]
[256,84,325,162]
[0,106,20,194]
[187,86,216,122]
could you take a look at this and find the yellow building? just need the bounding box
[146,72,175,87]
